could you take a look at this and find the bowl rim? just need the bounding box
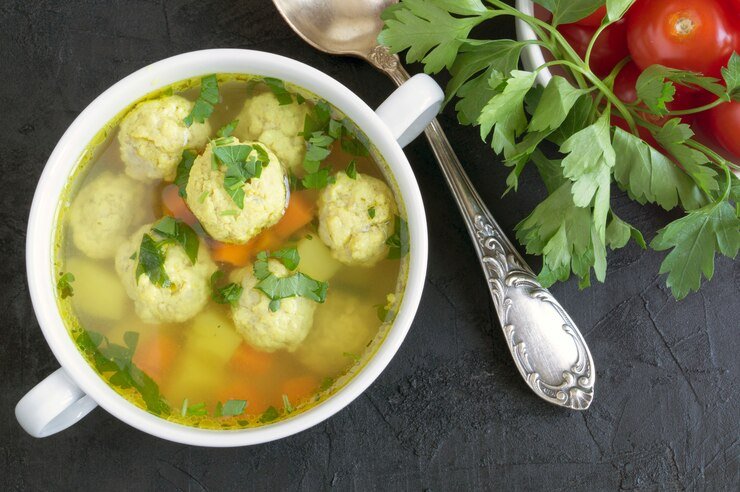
[25,48,429,446]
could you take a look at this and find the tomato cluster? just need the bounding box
[558,0,740,159]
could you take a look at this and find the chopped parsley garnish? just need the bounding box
[135,234,170,287]
[198,190,209,203]
[76,330,170,415]
[319,377,333,391]
[135,218,200,287]
[302,168,335,189]
[57,272,75,299]
[174,149,198,198]
[218,399,247,417]
[368,207,376,219]
[180,399,208,417]
[212,142,269,209]
[151,216,199,264]
[259,406,279,423]
[386,215,410,259]
[340,132,370,157]
[184,74,219,126]
[210,271,243,305]
[219,209,239,216]
[345,159,357,179]
[301,100,332,137]
[282,394,294,414]
[264,77,293,105]
[216,119,239,138]
[253,248,328,311]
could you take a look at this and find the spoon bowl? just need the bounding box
[273,0,397,58]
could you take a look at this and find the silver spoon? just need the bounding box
[273,0,595,410]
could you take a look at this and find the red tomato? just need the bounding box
[613,61,642,103]
[574,6,607,27]
[626,0,737,77]
[558,20,630,77]
[699,101,740,158]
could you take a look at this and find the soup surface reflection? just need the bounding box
[55,75,408,428]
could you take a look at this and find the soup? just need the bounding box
[54,74,409,429]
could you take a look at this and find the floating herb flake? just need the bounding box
[57,272,75,299]
[184,74,219,126]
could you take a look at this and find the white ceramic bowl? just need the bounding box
[17,49,443,446]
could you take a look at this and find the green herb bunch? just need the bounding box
[379,0,739,299]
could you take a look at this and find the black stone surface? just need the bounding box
[1,1,738,490]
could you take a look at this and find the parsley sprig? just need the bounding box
[184,74,219,126]
[253,248,328,312]
[380,0,739,299]
[135,217,200,288]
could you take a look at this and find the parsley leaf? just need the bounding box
[302,169,335,189]
[174,149,198,198]
[378,0,492,73]
[479,71,537,156]
[76,330,170,415]
[533,0,606,26]
[636,65,725,115]
[216,119,239,138]
[259,406,279,423]
[57,272,75,299]
[210,271,244,305]
[264,77,293,105]
[528,76,589,132]
[135,234,170,288]
[345,160,357,179]
[559,111,615,238]
[651,202,740,299]
[368,207,376,219]
[152,216,200,264]
[253,249,329,305]
[722,52,740,100]
[654,119,719,195]
[213,143,269,208]
[220,399,247,417]
[386,215,410,259]
[184,74,219,126]
[611,127,706,211]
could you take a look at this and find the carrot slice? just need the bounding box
[132,333,179,385]
[207,191,315,266]
[281,375,320,404]
[210,241,253,267]
[271,191,315,239]
[161,184,198,226]
[229,342,275,376]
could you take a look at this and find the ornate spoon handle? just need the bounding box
[379,55,595,410]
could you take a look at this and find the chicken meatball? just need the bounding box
[231,260,317,352]
[185,138,287,244]
[234,92,308,172]
[118,95,210,182]
[295,291,377,375]
[318,172,397,266]
[69,172,147,259]
[115,224,216,324]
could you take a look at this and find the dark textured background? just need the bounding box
[1,1,738,490]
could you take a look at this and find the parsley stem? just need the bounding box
[666,98,727,116]
[534,59,638,133]
[486,0,589,88]
[584,21,613,70]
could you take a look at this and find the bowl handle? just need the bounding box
[16,368,98,437]
[375,73,443,148]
